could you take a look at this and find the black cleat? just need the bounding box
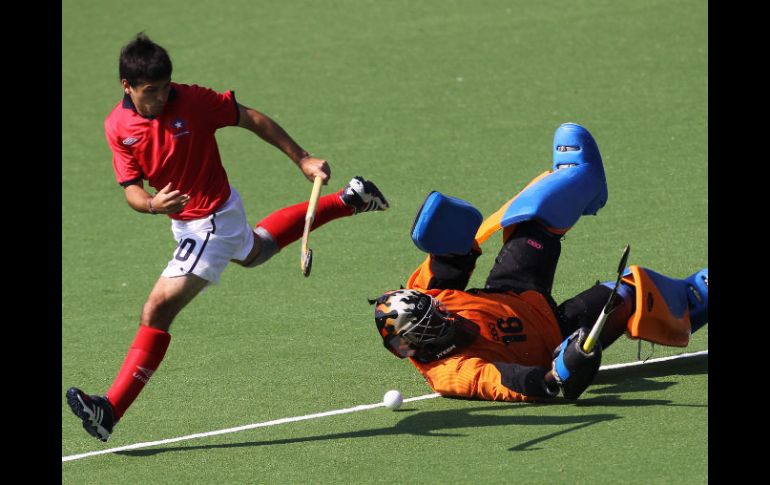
[66,387,115,442]
[340,176,390,213]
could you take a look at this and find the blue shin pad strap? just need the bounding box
[600,279,636,310]
[411,191,483,254]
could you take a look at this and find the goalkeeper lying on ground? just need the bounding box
[371,123,708,401]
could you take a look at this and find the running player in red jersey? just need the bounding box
[372,123,708,403]
[66,33,390,442]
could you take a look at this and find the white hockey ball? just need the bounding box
[383,390,403,410]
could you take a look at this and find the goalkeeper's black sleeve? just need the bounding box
[493,362,557,398]
[424,250,482,291]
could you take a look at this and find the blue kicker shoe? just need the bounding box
[684,268,708,332]
[66,387,115,442]
[551,122,608,216]
[498,123,608,232]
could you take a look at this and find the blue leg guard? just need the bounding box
[411,191,483,254]
[611,266,708,347]
[499,123,608,231]
[684,269,708,332]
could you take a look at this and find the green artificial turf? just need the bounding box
[62,1,707,483]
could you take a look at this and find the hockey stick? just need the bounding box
[583,244,631,353]
[300,176,324,277]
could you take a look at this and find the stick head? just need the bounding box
[301,248,313,277]
[583,244,631,353]
[605,244,631,309]
[616,245,631,277]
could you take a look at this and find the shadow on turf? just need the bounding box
[117,406,622,457]
[117,353,707,457]
[589,351,708,395]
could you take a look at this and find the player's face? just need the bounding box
[123,78,172,118]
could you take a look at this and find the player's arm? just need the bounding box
[106,118,187,215]
[236,103,329,183]
[122,181,190,215]
[418,355,559,402]
[406,248,481,292]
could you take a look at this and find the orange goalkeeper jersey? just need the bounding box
[405,256,563,402]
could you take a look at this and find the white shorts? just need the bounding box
[161,187,254,284]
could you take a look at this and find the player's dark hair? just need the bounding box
[119,32,173,87]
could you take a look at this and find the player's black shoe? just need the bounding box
[66,387,115,442]
[341,176,390,213]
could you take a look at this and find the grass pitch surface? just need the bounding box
[62,1,707,483]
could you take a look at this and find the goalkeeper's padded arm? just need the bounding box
[417,355,556,402]
[426,249,482,290]
[406,247,482,291]
[494,362,559,398]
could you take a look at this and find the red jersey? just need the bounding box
[105,83,239,220]
[405,256,563,402]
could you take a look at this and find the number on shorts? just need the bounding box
[175,238,197,262]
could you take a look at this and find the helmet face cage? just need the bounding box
[400,298,452,344]
[374,290,453,357]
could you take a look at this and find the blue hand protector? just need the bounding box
[552,327,602,400]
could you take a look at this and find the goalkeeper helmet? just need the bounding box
[373,289,454,358]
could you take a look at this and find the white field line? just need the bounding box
[62,349,707,463]
[601,349,707,370]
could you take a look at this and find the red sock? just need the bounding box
[256,190,353,249]
[105,325,171,421]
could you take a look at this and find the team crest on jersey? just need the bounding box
[170,118,190,138]
[122,137,139,146]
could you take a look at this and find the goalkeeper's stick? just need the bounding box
[583,244,631,353]
[300,176,324,277]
